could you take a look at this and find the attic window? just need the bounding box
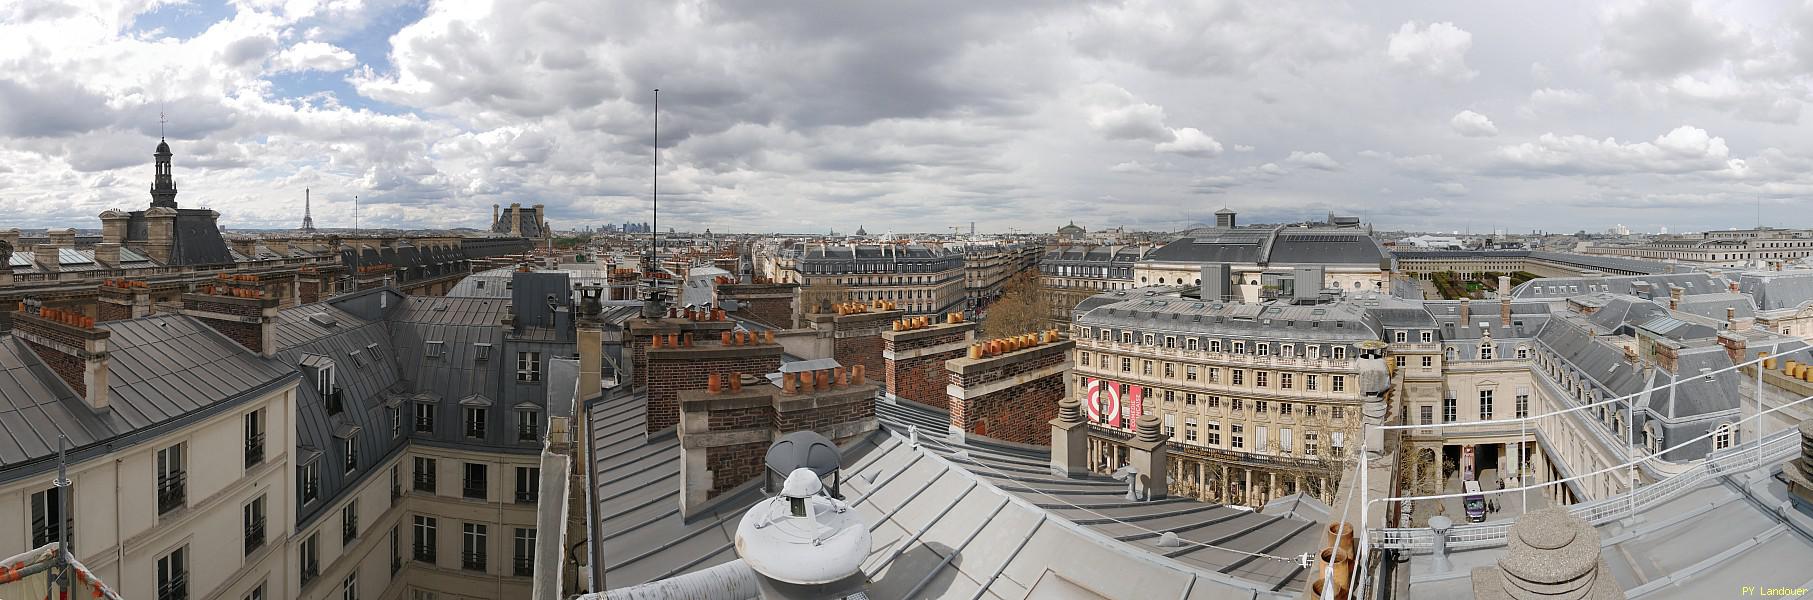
[348,349,366,367]
[476,280,486,289]
[426,341,445,358]
[475,343,492,361]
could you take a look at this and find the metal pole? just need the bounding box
[1759,343,1774,461]
[1520,416,1526,511]
[1629,381,1638,517]
[650,88,660,281]
[56,435,72,598]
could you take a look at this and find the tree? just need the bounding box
[981,270,1052,339]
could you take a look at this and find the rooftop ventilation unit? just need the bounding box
[307,313,337,327]
[735,431,870,598]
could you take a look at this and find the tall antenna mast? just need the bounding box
[651,88,660,275]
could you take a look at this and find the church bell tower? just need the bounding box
[150,137,178,209]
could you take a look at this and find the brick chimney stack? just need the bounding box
[677,369,877,517]
[180,280,280,357]
[945,332,1075,445]
[1459,298,1470,324]
[13,307,111,411]
[881,316,976,411]
[1499,275,1513,326]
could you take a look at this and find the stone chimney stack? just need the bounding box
[1050,398,1088,478]
[511,203,523,236]
[180,283,281,357]
[48,228,76,247]
[1126,414,1170,500]
[1459,298,1471,324]
[493,204,500,227]
[1668,285,1683,310]
[99,209,130,244]
[13,307,110,411]
[1499,276,1513,326]
[576,286,605,400]
[93,242,122,266]
[1470,508,1626,600]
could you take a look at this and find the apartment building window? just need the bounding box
[1480,344,1495,360]
[1231,425,1245,449]
[1163,362,1175,378]
[1207,395,1221,408]
[1331,376,1345,392]
[1185,365,1198,381]
[1442,397,1458,423]
[414,516,437,562]
[516,352,542,382]
[1098,329,1110,341]
[1164,336,1176,348]
[244,408,265,468]
[1714,424,1734,449]
[1280,373,1294,389]
[1479,389,1495,420]
[1395,356,1405,369]
[1184,393,1198,407]
[343,437,358,474]
[1394,331,1407,343]
[1332,431,1346,456]
[390,525,402,574]
[391,408,402,439]
[1332,406,1344,419]
[1142,334,1154,346]
[1255,426,1269,453]
[301,460,320,505]
[1422,356,1434,368]
[1079,351,1090,365]
[157,443,186,515]
[1207,422,1222,446]
[1256,344,1269,357]
[1306,374,1318,391]
[31,484,73,549]
[1209,340,1222,352]
[462,523,488,571]
[464,407,488,439]
[1231,369,1244,385]
[1279,403,1293,416]
[1184,419,1198,442]
[1208,368,1221,383]
[1516,393,1530,419]
[301,533,320,585]
[414,402,435,434]
[1231,398,1243,411]
[463,463,488,500]
[514,528,537,577]
[516,467,541,504]
[1255,400,1268,414]
[414,457,437,493]
[1280,428,1293,455]
[518,409,541,441]
[1162,389,1175,404]
[1332,346,1347,360]
[342,573,358,600]
[1099,355,1110,368]
[1141,360,1153,375]
[1232,341,1246,354]
[343,503,359,544]
[1282,344,1296,358]
[1121,358,1132,372]
[1421,331,1434,342]
[1162,414,1175,438]
[1255,371,1268,387]
[245,582,265,600]
[1305,432,1320,456]
[244,495,266,556]
[1186,338,1199,351]
[1120,332,1132,344]
[1421,405,1434,426]
[157,545,189,600]
[1307,345,1319,359]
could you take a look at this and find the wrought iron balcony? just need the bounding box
[156,573,188,600]
[325,385,345,415]
[462,551,487,571]
[300,559,320,586]
[414,417,434,433]
[513,557,534,577]
[244,521,265,556]
[413,544,435,563]
[302,478,320,504]
[244,433,265,468]
[157,472,186,515]
[414,473,436,493]
[515,489,537,504]
[342,522,358,544]
[462,483,486,500]
[517,424,540,442]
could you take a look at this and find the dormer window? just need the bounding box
[1332,346,1347,360]
[426,341,445,358]
[475,343,492,361]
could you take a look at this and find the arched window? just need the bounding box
[1713,423,1734,449]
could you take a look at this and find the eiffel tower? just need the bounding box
[300,188,316,233]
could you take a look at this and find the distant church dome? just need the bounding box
[1058,221,1086,234]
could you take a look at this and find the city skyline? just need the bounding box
[6,1,1813,234]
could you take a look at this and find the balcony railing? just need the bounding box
[391,483,403,501]
[515,489,537,504]
[462,483,486,500]
[300,559,320,586]
[244,433,265,468]
[325,386,344,415]
[513,556,534,577]
[157,472,186,515]
[462,551,487,571]
[414,544,436,563]
[465,424,487,439]
[156,573,188,600]
[302,478,319,504]
[414,473,435,493]
[343,522,358,544]
[391,553,402,575]
[415,417,434,433]
[517,425,539,442]
[244,521,265,556]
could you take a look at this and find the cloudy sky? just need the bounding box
[3,0,1812,234]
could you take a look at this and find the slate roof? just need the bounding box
[0,314,296,479]
[1512,273,1727,299]
[589,392,1329,599]
[1407,457,1813,600]
[1144,227,1388,266]
[1740,270,1813,311]
[1076,290,1387,342]
[123,208,236,266]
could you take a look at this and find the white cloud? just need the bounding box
[1489,125,1748,176]
[1156,127,1224,157]
[1286,150,1342,170]
[1387,21,1476,81]
[271,41,357,73]
[1435,182,1468,195]
[1109,160,1154,173]
[1449,110,1498,137]
[1233,144,1255,152]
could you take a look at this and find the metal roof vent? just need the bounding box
[736,435,870,596]
[307,312,337,327]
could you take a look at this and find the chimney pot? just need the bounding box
[728,371,743,392]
